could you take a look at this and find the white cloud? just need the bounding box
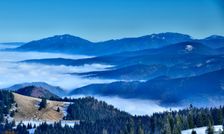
[0,51,92,62]
[0,49,182,116]
[0,51,115,90]
[70,95,181,116]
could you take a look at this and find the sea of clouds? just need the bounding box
[0,44,181,115]
[71,95,181,115]
[0,50,115,90]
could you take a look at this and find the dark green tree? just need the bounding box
[191,130,197,134]
[206,120,214,134]
[39,98,47,110]
[57,107,60,112]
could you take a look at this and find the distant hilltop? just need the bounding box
[13,32,224,55]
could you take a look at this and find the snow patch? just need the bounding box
[185,45,194,52]
[206,59,215,64]
[28,128,35,134]
[181,125,223,134]
[196,63,203,68]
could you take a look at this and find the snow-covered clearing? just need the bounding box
[181,125,223,134]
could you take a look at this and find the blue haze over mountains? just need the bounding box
[8,32,224,107]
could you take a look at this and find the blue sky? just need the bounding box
[0,0,224,42]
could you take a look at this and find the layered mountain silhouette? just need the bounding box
[15,33,193,55]
[23,42,224,77]
[15,33,224,56]
[12,33,224,106]
[16,86,60,99]
[6,82,66,97]
[70,69,224,106]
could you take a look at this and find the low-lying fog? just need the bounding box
[0,44,180,115]
[71,95,181,115]
[0,50,115,90]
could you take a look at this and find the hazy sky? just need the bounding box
[0,0,224,42]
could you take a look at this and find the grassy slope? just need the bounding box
[13,93,67,121]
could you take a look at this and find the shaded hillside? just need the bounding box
[74,56,224,80]
[23,42,224,82]
[74,64,168,80]
[16,86,60,99]
[35,105,224,134]
[197,35,224,48]
[65,97,130,122]
[0,90,14,122]
[15,33,192,55]
[13,33,224,56]
[23,42,222,67]
[70,69,224,106]
[6,82,66,97]
[16,34,94,54]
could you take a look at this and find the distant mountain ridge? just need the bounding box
[23,41,224,68]
[22,41,224,82]
[15,32,193,55]
[6,82,66,97]
[70,69,224,106]
[16,34,94,54]
[16,86,60,99]
[10,33,224,107]
[14,33,224,55]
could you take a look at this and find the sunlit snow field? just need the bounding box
[181,125,223,134]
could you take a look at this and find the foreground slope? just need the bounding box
[13,93,66,121]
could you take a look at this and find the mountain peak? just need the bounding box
[6,82,66,97]
[205,35,224,40]
[41,34,92,43]
[51,34,84,40]
[147,32,192,39]
[16,86,60,99]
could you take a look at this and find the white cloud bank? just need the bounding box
[0,51,91,62]
[0,51,115,90]
[71,95,181,115]
[0,45,181,115]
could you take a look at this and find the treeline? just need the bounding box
[65,97,130,122]
[1,92,224,134]
[0,121,28,134]
[0,90,14,122]
[35,105,224,134]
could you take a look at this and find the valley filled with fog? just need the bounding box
[1,32,224,117]
[0,50,115,90]
[0,44,173,115]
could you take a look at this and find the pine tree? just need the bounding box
[206,120,214,134]
[217,107,223,125]
[0,113,3,122]
[57,107,60,112]
[172,125,181,134]
[188,113,194,129]
[222,121,224,134]
[128,118,135,134]
[39,98,47,110]
[191,130,197,134]
[162,117,172,134]
[137,125,144,134]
